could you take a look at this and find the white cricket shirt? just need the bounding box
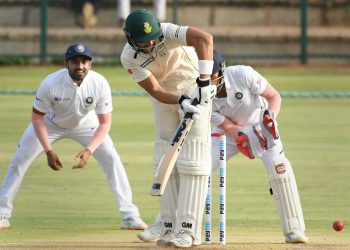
[211,65,268,127]
[120,23,199,91]
[33,69,113,128]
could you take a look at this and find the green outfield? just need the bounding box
[0,65,349,249]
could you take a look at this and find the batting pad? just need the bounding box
[177,139,211,175]
[176,174,208,245]
[267,157,305,235]
[160,172,179,233]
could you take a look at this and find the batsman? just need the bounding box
[210,50,308,243]
[120,9,216,248]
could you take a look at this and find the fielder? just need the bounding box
[0,43,147,230]
[120,9,216,248]
[210,50,308,243]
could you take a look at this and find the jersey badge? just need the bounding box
[235,92,243,100]
[144,22,152,34]
[86,97,93,104]
[75,44,85,52]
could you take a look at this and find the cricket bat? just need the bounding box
[150,103,198,196]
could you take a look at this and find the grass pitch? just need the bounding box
[0,65,349,249]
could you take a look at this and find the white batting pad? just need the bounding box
[176,174,208,244]
[177,139,211,175]
[266,157,305,235]
[160,172,179,233]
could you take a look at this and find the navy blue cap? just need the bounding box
[212,49,225,74]
[65,43,92,60]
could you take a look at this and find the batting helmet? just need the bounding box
[123,9,163,51]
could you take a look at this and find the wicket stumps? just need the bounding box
[205,132,226,245]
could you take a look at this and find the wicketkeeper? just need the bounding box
[210,50,308,243]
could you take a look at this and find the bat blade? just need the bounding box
[150,117,194,196]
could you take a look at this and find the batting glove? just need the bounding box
[192,78,217,106]
[179,95,199,114]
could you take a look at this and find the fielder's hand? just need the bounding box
[46,150,63,171]
[73,148,92,169]
[192,78,217,105]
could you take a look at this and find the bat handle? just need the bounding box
[184,98,199,119]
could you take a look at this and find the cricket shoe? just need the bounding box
[121,216,147,230]
[170,231,199,248]
[285,231,308,243]
[137,220,162,242]
[156,229,175,247]
[0,216,10,229]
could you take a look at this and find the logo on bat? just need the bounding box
[170,120,187,146]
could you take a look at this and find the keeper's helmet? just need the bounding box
[123,9,164,52]
[212,49,226,75]
[212,49,226,91]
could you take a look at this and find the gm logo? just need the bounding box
[182,222,192,229]
[164,222,173,228]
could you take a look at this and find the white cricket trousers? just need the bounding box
[0,118,140,219]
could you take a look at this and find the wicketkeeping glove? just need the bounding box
[259,109,279,149]
[235,125,266,159]
[191,78,217,106]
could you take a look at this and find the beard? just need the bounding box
[68,69,88,83]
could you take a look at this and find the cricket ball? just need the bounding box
[333,220,345,232]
